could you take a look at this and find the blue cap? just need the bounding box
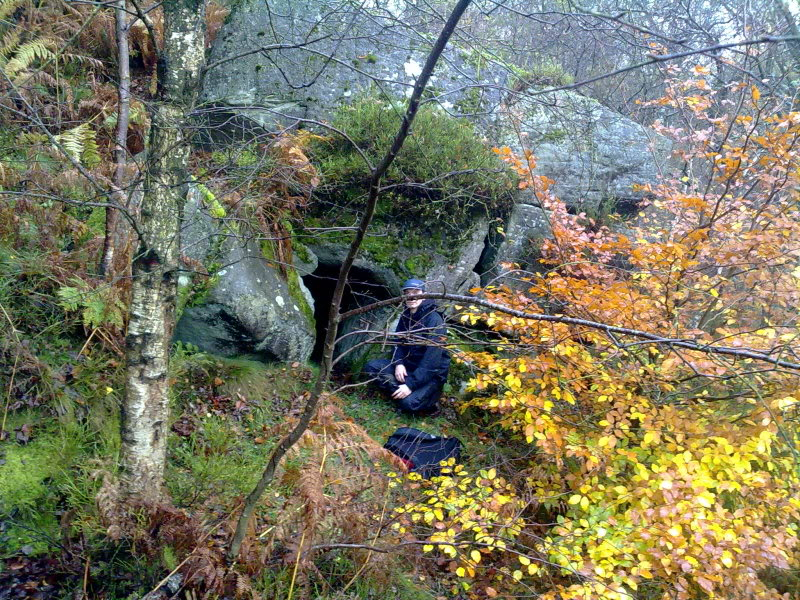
[401,278,426,291]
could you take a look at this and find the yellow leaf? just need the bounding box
[709,288,719,297]
[721,551,733,568]
[456,567,466,577]
[486,468,496,480]
[697,493,714,508]
[667,525,681,537]
[580,496,590,511]
[513,570,523,581]
[568,494,582,505]
[518,555,531,565]
[752,85,761,101]
[471,550,481,563]
[423,545,434,552]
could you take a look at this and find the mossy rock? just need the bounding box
[174,237,316,362]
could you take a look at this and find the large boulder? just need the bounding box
[201,0,506,130]
[479,203,552,287]
[426,216,489,296]
[496,92,674,214]
[175,191,316,361]
[202,0,672,213]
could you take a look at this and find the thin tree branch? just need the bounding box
[340,292,800,372]
[227,0,474,560]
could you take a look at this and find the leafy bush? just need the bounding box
[310,95,515,221]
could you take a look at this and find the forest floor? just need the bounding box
[0,346,490,600]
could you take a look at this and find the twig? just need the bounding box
[0,302,20,439]
[1,353,18,440]
[340,292,800,372]
[78,329,98,357]
[287,530,306,600]
[340,491,389,593]
[82,557,90,599]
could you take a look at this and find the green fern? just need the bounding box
[3,38,56,78]
[0,0,22,23]
[102,101,148,130]
[57,279,126,330]
[53,123,101,168]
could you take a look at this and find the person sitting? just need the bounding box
[363,279,450,415]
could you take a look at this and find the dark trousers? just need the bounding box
[363,358,444,415]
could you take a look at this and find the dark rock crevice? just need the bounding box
[302,263,396,368]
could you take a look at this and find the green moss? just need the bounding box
[260,239,315,328]
[539,128,568,144]
[309,94,515,223]
[362,230,400,265]
[509,60,574,91]
[0,399,120,558]
[403,253,434,275]
[0,428,68,517]
[293,238,312,264]
[455,87,485,114]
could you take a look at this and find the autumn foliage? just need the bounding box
[400,64,800,599]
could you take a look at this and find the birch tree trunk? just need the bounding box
[99,0,130,277]
[120,0,205,501]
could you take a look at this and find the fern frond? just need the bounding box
[4,38,55,77]
[53,122,101,168]
[0,0,22,22]
[59,51,103,70]
[0,28,21,63]
[19,68,57,90]
[54,123,86,163]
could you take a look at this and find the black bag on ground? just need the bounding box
[384,427,462,479]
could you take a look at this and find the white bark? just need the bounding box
[121,0,205,501]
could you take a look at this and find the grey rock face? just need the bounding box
[426,217,489,296]
[497,92,673,213]
[201,0,676,321]
[202,0,507,130]
[480,203,553,287]
[181,186,216,265]
[203,0,671,214]
[176,224,316,361]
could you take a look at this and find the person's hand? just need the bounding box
[392,384,412,400]
[394,364,407,383]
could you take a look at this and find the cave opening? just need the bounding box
[302,264,396,366]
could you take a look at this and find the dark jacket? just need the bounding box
[392,300,450,389]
